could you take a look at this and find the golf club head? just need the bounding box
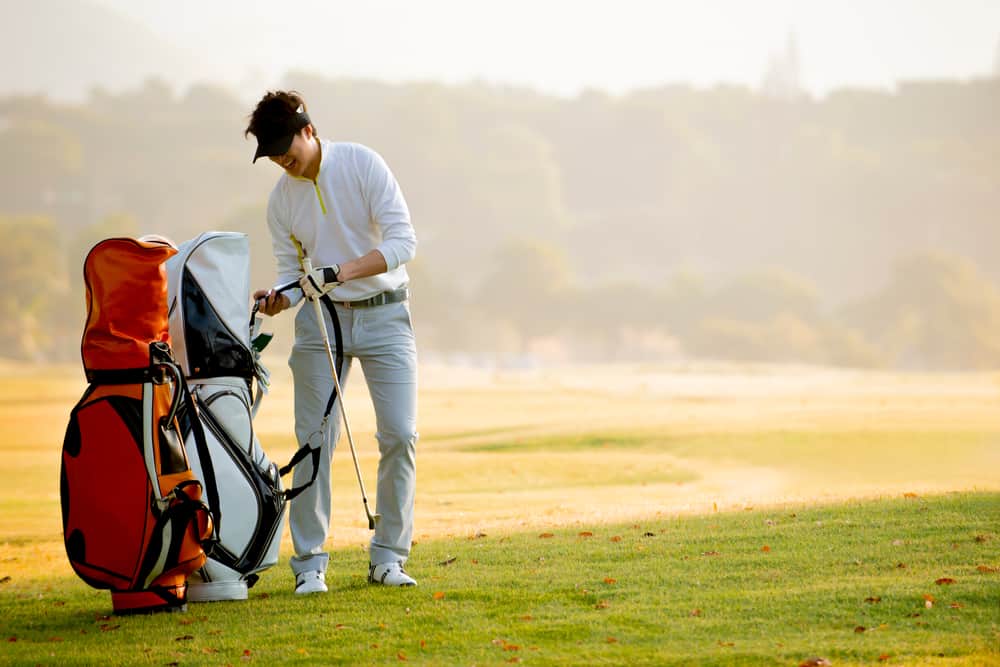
[368,513,381,530]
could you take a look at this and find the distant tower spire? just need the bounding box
[994,34,1000,77]
[761,31,803,99]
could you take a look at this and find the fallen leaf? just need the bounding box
[690,609,702,617]
[520,615,533,621]
[606,637,618,643]
[491,639,505,646]
[603,577,617,585]
[257,592,270,599]
[397,651,407,661]
[717,640,735,647]
[438,556,457,566]
[950,602,964,609]
[610,536,622,543]
[420,640,426,648]
[798,658,832,667]
[202,648,220,654]
[935,577,956,585]
[854,626,866,634]
[977,565,998,573]
[243,649,252,656]
[878,654,891,662]
[371,644,379,649]
[864,596,882,604]
[175,635,194,641]
[896,563,907,569]
[179,619,194,626]
[974,534,989,543]
[433,591,445,600]
[538,533,554,539]
[761,545,771,553]
[504,644,521,651]
[99,624,119,632]
[903,492,918,498]
[578,531,594,537]
[472,559,479,565]
[48,637,63,642]
[701,551,721,557]
[892,539,904,546]
[595,600,610,609]
[507,658,521,664]
[0,576,10,584]
[6,638,15,643]
[643,532,656,537]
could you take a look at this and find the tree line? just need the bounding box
[1,74,999,369]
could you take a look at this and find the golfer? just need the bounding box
[246,90,418,592]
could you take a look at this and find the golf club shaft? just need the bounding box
[303,258,378,529]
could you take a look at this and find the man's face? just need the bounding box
[269,127,318,178]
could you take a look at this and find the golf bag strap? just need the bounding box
[277,294,345,501]
[278,445,323,501]
[86,366,168,385]
[320,294,345,418]
[182,381,222,542]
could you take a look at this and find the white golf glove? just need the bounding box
[299,264,341,300]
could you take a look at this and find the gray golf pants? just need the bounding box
[287,298,417,576]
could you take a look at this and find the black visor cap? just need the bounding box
[252,110,312,163]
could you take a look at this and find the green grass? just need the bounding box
[3,492,998,665]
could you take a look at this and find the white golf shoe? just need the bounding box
[294,570,328,594]
[368,561,417,587]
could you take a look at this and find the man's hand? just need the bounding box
[299,264,341,300]
[253,288,291,316]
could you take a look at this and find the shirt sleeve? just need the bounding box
[361,147,416,271]
[266,184,305,308]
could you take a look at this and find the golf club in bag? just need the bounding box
[166,231,291,602]
[61,236,213,615]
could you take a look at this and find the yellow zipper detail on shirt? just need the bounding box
[313,180,327,214]
[290,234,305,270]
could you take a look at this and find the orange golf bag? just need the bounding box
[60,237,213,614]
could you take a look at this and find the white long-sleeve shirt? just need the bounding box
[266,140,416,305]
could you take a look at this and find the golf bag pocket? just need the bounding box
[180,379,286,601]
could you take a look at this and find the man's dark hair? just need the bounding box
[245,90,316,139]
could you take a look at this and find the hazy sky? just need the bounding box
[94,0,1000,97]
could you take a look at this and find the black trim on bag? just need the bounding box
[194,388,286,573]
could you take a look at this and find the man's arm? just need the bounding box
[337,249,388,281]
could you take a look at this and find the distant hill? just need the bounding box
[0,0,207,100]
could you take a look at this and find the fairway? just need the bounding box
[1,360,998,664]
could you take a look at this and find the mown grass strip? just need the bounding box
[2,492,997,665]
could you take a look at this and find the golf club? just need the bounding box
[302,257,380,531]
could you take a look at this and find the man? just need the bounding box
[246,90,418,592]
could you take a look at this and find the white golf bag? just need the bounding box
[166,231,286,602]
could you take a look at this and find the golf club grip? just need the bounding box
[273,278,299,294]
